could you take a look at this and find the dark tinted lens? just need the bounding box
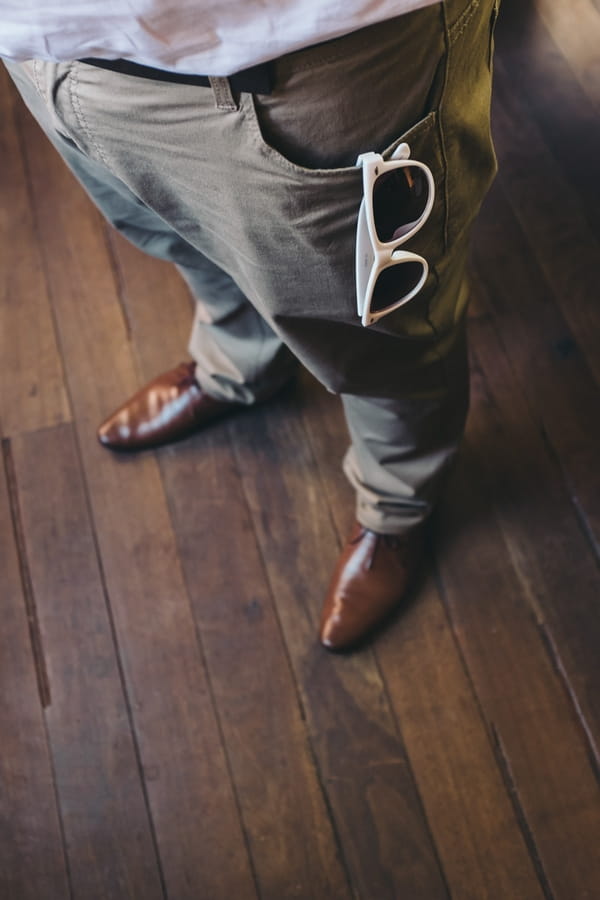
[371,261,424,313]
[373,166,429,243]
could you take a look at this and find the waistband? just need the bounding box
[79,58,274,94]
[79,6,442,96]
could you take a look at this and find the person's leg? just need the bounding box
[318,0,500,647]
[341,323,470,535]
[5,59,295,421]
[5,0,498,646]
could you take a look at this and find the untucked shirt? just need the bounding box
[0,0,441,75]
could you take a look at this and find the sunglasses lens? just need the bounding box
[371,260,425,313]
[373,166,429,243]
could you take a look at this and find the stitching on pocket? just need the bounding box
[243,92,361,177]
[31,59,44,97]
[448,0,481,45]
[383,112,437,160]
[488,0,500,68]
[246,89,440,180]
[67,63,111,167]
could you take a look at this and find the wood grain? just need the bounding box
[158,427,352,899]
[437,438,600,899]
[11,423,165,899]
[15,100,257,900]
[471,179,600,550]
[107,233,352,899]
[298,378,547,900]
[0,68,69,435]
[0,444,69,899]
[490,56,600,388]
[230,394,450,900]
[532,0,600,110]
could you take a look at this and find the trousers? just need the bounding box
[5,0,498,533]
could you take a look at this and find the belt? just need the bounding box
[79,58,274,94]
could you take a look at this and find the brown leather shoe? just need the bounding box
[97,361,241,450]
[320,522,425,651]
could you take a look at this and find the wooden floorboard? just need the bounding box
[18,113,257,900]
[470,177,600,549]
[10,424,164,899]
[159,427,352,899]
[1,0,600,896]
[496,0,600,232]
[438,441,600,898]
[229,396,450,899]
[471,308,600,728]
[0,446,70,899]
[110,238,353,898]
[299,381,548,900]
[531,0,600,112]
[0,71,69,436]
[491,60,600,391]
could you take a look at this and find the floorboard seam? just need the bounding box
[66,425,169,899]
[157,450,262,900]
[537,621,600,786]
[1,435,75,898]
[490,723,555,900]
[227,415,356,899]
[433,555,553,895]
[2,436,51,709]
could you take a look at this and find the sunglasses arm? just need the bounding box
[355,142,411,168]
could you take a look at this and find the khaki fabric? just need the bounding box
[5,0,499,532]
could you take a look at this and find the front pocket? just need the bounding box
[230,99,449,342]
[242,90,368,178]
[243,94,447,264]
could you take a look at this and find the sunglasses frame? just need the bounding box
[355,143,435,327]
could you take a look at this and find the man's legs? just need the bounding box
[5,0,499,648]
[318,0,499,646]
[6,58,296,417]
[342,323,470,535]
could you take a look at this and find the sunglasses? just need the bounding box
[355,143,435,327]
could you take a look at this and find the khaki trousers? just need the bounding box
[5,0,498,533]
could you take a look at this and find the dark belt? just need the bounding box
[79,57,274,94]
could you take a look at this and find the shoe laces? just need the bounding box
[351,527,410,570]
[175,361,198,388]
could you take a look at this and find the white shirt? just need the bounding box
[0,0,440,75]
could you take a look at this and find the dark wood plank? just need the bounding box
[0,443,70,899]
[157,428,352,899]
[530,0,600,110]
[436,405,600,897]
[380,575,547,900]
[14,98,258,899]
[106,231,193,372]
[489,55,600,388]
[471,175,600,548]
[229,393,450,900]
[471,307,600,729]
[0,67,69,435]
[470,192,600,736]
[298,377,546,900]
[495,0,600,235]
[11,423,165,899]
[105,233,352,898]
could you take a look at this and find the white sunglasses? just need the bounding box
[355,143,435,327]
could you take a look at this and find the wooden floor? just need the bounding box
[1,1,600,897]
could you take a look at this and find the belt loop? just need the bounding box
[209,76,238,111]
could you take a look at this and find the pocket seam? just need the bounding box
[245,92,440,180]
[448,0,481,46]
